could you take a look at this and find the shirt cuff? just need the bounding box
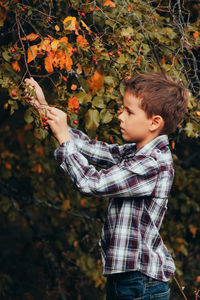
[54,140,77,164]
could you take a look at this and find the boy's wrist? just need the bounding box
[57,131,72,145]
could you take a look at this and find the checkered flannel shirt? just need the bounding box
[54,128,176,281]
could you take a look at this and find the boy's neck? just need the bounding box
[136,133,161,150]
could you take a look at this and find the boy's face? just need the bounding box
[118,91,155,148]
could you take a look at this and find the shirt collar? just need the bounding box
[135,135,169,156]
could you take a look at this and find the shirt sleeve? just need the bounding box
[54,140,159,198]
[56,127,136,168]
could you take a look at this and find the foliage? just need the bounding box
[0,0,200,299]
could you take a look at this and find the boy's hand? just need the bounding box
[24,77,48,111]
[47,107,72,144]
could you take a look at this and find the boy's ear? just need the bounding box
[149,115,164,132]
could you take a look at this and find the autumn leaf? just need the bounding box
[65,53,73,71]
[76,35,89,47]
[40,38,51,52]
[22,33,39,42]
[27,45,38,63]
[12,61,20,72]
[80,20,91,33]
[104,0,116,7]
[68,96,79,110]
[51,40,59,52]
[87,70,104,94]
[63,16,77,31]
[76,63,82,75]
[44,51,54,73]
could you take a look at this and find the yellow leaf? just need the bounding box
[80,20,91,33]
[44,51,54,73]
[63,16,77,31]
[76,35,89,47]
[88,70,104,95]
[51,40,59,52]
[27,45,38,63]
[40,38,51,52]
[12,61,20,72]
[104,0,115,7]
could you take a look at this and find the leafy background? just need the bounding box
[0,0,200,299]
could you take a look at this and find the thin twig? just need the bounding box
[173,275,188,300]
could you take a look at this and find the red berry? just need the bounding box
[0,1,3,6]
[43,122,47,126]
[117,50,121,56]
[62,76,67,82]
[11,91,17,97]
[21,8,25,12]
[80,12,85,17]
[43,116,48,121]
[44,126,49,130]
[108,52,113,56]
[73,120,78,124]
[72,48,77,53]
[11,48,15,53]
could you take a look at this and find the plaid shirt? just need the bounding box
[54,128,175,281]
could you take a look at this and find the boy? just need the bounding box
[25,72,188,299]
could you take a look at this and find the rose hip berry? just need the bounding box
[73,120,78,124]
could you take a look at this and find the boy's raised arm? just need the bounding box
[55,141,159,198]
[67,127,135,168]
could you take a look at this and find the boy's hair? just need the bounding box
[124,72,188,134]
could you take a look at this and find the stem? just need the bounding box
[15,13,31,79]
[173,275,188,300]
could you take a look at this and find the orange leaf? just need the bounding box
[68,96,79,109]
[87,70,104,94]
[76,35,89,47]
[104,0,115,7]
[23,33,39,41]
[65,54,73,72]
[44,51,54,73]
[12,61,20,72]
[27,45,38,63]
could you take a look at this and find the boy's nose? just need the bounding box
[118,112,124,122]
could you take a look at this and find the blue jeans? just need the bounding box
[106,271,170,300]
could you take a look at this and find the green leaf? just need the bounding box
[85,109,100,132]
[24,108,34,124]
[76,92,92,104]
[2,51,11,62]
[121,27,134,36]
[100,109,113,124]
[104,76,115,86]
[92,96,105,109]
